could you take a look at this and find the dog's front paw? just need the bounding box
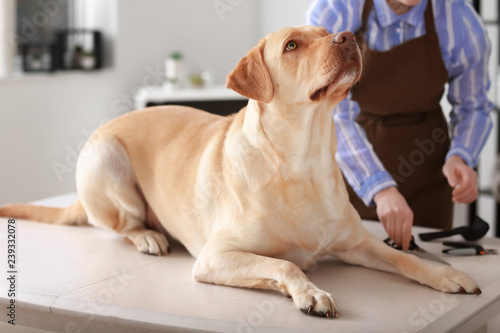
[293,285,339,318]
[124,229,170,256]
[429,266,481,295]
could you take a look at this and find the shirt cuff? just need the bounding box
[446,146,475,168]
[357,171,397,207]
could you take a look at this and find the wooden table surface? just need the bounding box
[1,193,500,333]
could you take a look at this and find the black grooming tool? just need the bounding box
[442,241,498,256]
[419,215,489,242]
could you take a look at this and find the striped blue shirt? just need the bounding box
[306,0,494,206]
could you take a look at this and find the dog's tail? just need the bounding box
[0,200,88,226]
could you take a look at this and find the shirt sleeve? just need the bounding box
[445,2,494,167]
[334,93,397,206]
[307,0,396,206]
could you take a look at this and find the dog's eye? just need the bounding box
[285,41,298,51]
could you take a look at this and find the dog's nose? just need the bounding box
[332,31,355,45]
[331,31,358,56]
[332,31,356,44]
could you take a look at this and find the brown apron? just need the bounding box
[347,0,454,229]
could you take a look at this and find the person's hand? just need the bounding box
[373,186,413,251]
[442,155,478,204]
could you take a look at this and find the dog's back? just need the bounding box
[0,105,236,257]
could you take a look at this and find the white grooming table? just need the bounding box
[1,193,500,333]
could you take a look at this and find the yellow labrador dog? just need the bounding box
[0,26,480,318]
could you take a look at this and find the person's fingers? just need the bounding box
[452,167,477,203]
[458,166,472,187]
[379,214,388,235]
[401,212,413,251]
[385,214,395,243]
[443,164,458,188]
[374,188,414,247]
[463,190,478,203]
[394,212,403,247]
[453,186,478,203]
[452,182,468,198]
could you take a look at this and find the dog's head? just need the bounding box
[226,26,362,106]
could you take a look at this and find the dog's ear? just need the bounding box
[226,40,274,103]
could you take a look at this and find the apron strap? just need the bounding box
[424,0,437,35]
[359,0,373,35]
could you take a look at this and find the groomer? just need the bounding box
[307,0,493,250]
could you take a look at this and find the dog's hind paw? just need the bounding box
[294,285,339,318]
[123,229,170,256]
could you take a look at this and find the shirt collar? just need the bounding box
[372,0,428,28]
